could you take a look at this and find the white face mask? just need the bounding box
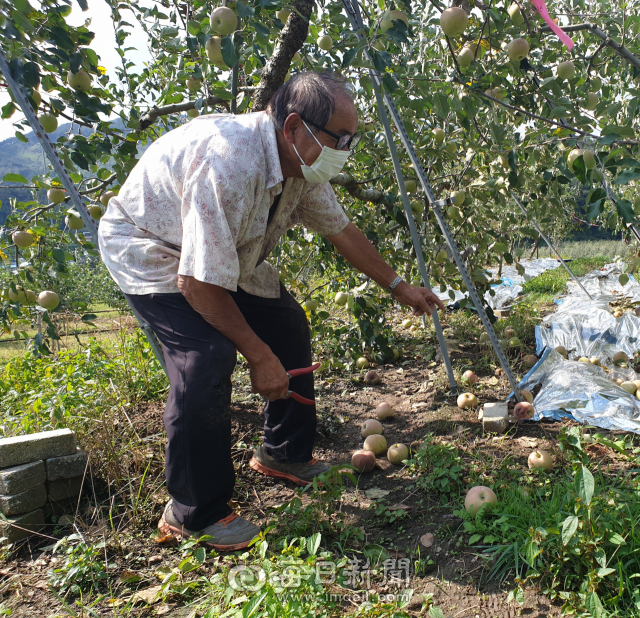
[293,120,351,183]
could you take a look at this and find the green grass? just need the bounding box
[522,256,608,302]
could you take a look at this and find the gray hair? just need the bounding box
[266,70,353,132]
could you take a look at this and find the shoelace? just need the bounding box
[218,513,238,528]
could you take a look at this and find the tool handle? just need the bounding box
[287,390,316,405]
[287,363,321,378]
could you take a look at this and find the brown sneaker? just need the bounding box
[249,445,330,486]
[158,500,260,551]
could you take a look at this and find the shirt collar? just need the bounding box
[259,111,284,190]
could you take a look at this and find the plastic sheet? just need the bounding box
[434,258,561,309]
[517,349,640,433]
[565,262,640,302]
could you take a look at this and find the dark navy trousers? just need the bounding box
[125,284,316,530]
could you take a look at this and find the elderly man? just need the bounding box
[98,70,444,551]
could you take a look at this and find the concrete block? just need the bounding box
[47,476,83,502]
[0,460,45,495]
[0,484,47,516]
[46,450,87,482]
[0,508,44,544]
[482,402,509,434]
[0,429,76,469]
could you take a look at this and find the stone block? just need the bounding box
[0,460,45,495]
[0,508,44,544]
[0,429,76,469]
[0,484,47,516]
[47,476,83,502]
[46,450,87,482]
[482,402,509,434]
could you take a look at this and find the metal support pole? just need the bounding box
[511,193,593,300]
[372,85,457,393]
[0,49,168,375]
[341,0,523,401]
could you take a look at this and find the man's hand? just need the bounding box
[392,281,446,317]
[249,353,290,402]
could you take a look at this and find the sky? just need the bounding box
[0,0,152,142]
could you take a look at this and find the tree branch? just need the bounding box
[139,96,229,130]
[330,173,397,206]
[539,23,640,71]
[252,0,314,112]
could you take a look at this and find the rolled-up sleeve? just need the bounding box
[292,182,350,236]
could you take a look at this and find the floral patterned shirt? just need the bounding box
[98,111,350,298]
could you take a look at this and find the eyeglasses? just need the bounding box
[301,116,363,152]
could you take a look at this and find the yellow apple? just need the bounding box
[440,7,468,37]
[210,6,237,35]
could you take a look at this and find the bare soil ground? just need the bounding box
[0,331,586,617]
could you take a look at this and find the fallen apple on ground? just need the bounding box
[364,370,381,385]
[462,370,478,384]
[457,392,478,409]
[402,319,413,329]
[528,449,553,470]
[620,381,637,395]
[351,449,376,473]
[523,354,538,368]
[387,443,409,465]
[514,401,535,420]
[356,357,370,369]
[555,346,568,358]
[361,419,383,438]
[613,351,629,363]
[590,357,601,366]
[578,357,591,363]
[375,402,395,420]
[521,389,534,403]
[363,434,387,455]
[464,486,497,515]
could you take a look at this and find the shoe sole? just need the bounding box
[158,517,254,552]
[249,456,324,487]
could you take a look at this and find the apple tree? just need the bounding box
[0,0,639,360]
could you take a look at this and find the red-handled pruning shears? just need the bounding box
[286,363,320,405]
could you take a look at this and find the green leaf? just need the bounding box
[596,567,616,577]
[1,101,16,120]
[585,591,603,618]
[382,73,398,94]
[429,608,445,618]
[576,465,595,505]
[602,125,637,138]
[433,93,450,119]
[236,1,255,18]
[561,515,578,545]
[3,173,28,183]
[609,533,626,545]
[242,590,267,618]
[221,36,239,68]
[15,132,29,143]
[614,169,640,185]
[306,532,321,556]
[468,534,482,544]
[619,274,630,287]
[616,198,635,224]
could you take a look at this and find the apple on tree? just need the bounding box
[556,60,576,80]
[205,37,225,66]
[38,290,60,311]
[39,114,58,133]
[439,7,468,37]
[335,292,349,306]
[507,3,524,25]
[456,47,475,69]
[12,231,34,248]
[433,127,445,144]
[318,35,333,51]
[67,69,92,92]
[210,6,237,35]
[381,9,409,33]
[507,38,529,62]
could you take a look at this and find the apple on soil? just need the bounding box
[465,486,497,515]
[457,392,478,409]
[210,6,237,35]
[363,434,387,455]
[361,418,383,438]
[401,318,413,329]
[523,354,538,368]
[528,450,553,469]
[439,7,468,37]
[375,402,395,420]
[356,357,370,369]
[462,370,478,384]
[351,449,376,473]
[514,401,534,420]
[364,370,381,385]
[387,443,409,465]
[12,231,34,248]
[521,389,533,403]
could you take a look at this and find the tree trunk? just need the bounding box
[529,236,540,260]
[252,0,314,112]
